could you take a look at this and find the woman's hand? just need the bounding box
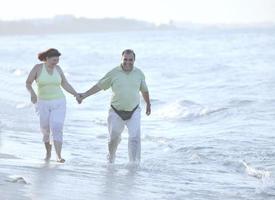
[31,94,37,104]
[146,103,151,116]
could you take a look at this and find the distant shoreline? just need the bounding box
[0,16,175,35]
[0,15,274,35]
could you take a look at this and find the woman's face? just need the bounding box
[46,56,59,67]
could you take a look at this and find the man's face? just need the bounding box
[121,53,135,71]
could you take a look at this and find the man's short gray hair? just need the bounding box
[122,49,136,59]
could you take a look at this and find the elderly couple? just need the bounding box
[26,48,151,164]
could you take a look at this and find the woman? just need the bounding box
[26,48,80,163]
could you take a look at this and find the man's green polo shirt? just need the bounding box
[97,65,148,111]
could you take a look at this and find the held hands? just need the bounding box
[75,93,86,104]
[75,93,82,104]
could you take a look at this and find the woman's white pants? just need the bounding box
[37,98,66,144]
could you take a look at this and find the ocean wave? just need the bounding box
[0,153,20,159]
[143,134,173,143]
[242,161,271,179]
[6,175,28,184]
[228,99,255,107]
[16,102,33,109]
[242,161,275,196]
[11,68,28,77]
[257,176,275,196]
[0,67,28,77]
[91,119,108,126]
[154,100,227,120]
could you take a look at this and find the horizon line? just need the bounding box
[1,15,275,26]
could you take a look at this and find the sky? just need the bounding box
[0,0,275,24]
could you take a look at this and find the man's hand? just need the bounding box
[146,103,151,116]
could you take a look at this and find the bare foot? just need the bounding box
[57,158,65,163]
[107,154,115,164]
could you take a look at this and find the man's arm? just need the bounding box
[80,84,102,99]
[141,91,151,115]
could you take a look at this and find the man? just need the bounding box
[79,49,151,164]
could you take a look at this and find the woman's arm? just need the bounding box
[57,66,78,97]
[26,65,39,104]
